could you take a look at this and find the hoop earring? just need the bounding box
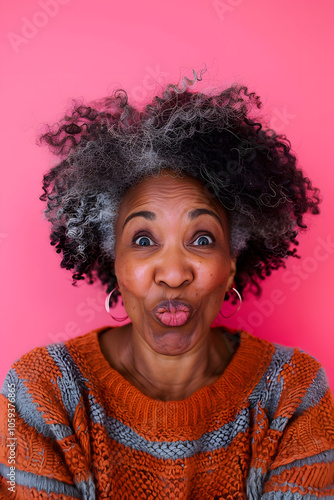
[105,286,129,322]
[219,288,242,318]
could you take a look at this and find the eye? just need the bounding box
[193,234,215,246]
[134,235,155,246]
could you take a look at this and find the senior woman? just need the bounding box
[0,74,333,499]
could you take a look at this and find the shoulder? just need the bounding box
[1,328,101,400]
[1,343,57,397]
[237,328,325,385]
[0,329,105,434]
[242,332,332,422]
[268,339,328,397]
[270,342,331,414]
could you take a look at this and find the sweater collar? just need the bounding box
[66,326,274,421]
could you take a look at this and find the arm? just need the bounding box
[0,347,95,499]
[248,349,334,499]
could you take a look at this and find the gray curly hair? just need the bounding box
[39,69,320,306]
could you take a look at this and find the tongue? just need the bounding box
[158,311,190,326]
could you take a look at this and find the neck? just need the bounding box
[117,324,235,401]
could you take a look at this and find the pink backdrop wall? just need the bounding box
[1,0,333,388]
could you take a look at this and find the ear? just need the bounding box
[226,256,237,292]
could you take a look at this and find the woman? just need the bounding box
[1,72,333,499]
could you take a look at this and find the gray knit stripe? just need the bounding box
[75,475,96,500]
[248,343,295,422]
[0,367,73,440]
[0,463,86,499]
[265,449,334,482]
[269,415,289,432]
[46,342,91,421]
[260,491,327,499]
[247,450,334,500]
[295,366,330,414]
[87,392,250,459]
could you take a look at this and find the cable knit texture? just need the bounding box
[0,326,333,499]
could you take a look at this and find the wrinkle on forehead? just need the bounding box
[119,172,226,218]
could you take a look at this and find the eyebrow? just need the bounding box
[122,208,223,230]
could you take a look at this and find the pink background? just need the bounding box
[1,0,333,388]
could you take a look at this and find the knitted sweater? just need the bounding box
[0,326,333,499]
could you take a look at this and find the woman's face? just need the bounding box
[114,170,236,356]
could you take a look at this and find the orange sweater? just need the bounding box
[0,326,333,499]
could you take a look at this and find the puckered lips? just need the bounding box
[152,299,194,327]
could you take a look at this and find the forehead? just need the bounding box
[118,170,225,216]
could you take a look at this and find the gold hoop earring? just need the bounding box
[105,286,129,322]
[219,288,242,318]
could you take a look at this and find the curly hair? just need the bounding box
[38,69,320,306]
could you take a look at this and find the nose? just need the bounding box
[154,246,194,288]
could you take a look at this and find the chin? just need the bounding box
[148,330,196,356]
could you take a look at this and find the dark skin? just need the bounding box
[99,170,237,401]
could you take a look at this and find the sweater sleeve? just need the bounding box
[247,348,334,499]
[0,346,96,500]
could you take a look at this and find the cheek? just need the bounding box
[117,257,151,292]
[195,256,231,292]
